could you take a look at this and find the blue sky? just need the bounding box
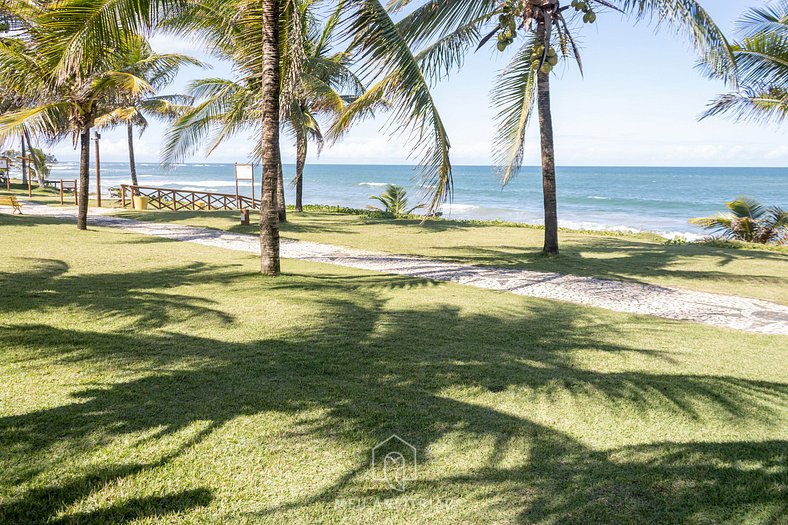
[50,1,787,167]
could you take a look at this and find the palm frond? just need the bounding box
[617,0,736,84]
[0,102,72,143]
[726,196,765,219]
[492,38,538,185]
[701,89,788,125]
[339,0,452,214]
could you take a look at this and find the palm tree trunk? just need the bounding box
[537,65,559,256]
[23,127,44,187]
[260,0,281,275]
[276,160,286,222]
[20,133,27,185]
[295,126,307,212]
[77,128,91,230]
[127,122,139,195]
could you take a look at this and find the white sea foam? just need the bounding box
[657,231,705,242]
[178,186,220,192]
[358,182,389,187]
[441,204,481,212]
[185,180,244,187]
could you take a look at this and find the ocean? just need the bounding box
[47,162,788,239]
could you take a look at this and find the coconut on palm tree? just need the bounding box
[702,1,788,125]
[378,0,734,255]
[95,35,202,192]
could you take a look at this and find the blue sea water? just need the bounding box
[47,162,788,239]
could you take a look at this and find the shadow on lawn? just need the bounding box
[0,266,785,523]
[0,258,239,329]
[428,239,788,289]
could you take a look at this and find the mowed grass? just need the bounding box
[0,213,786,524]
[117,208,788,305]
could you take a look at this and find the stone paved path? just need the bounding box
[5,203,788,335]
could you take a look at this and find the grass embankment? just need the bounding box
[0,214,786,524]
[116,207,788,305]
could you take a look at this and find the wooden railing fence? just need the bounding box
[120,184,260,211]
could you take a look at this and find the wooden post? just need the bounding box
[59,178,64,205]
[94,132,102,207]
[121,185,126,208]
[240,209,250,225]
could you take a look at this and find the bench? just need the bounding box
[0,195,23,214]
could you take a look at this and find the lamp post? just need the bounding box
[93,131,101,207]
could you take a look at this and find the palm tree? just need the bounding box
[163,1,364,214]
[0,13,156,229]
[368,184,425,218]
[286,3,365,213]
[95,35,201,192]
[691,196,788,244]
[384,0,734,255]
[702,1,787,125]
[22,0,451,273]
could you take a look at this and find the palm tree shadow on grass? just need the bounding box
[0,258,241,329]
[0,433,214,524]
[1,270,785,523]
[429,240,788,289]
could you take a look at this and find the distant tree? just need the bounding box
[29,146,52,179]
[0,2,164,229]
[95,35,200,192]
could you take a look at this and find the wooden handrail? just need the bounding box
[120,184,261,211]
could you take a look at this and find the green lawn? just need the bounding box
[116,207,788,305]
[1,214,786,524]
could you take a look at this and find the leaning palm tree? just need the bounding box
[691,196,788,244]
[380,0,734,255]
[0,15,156,229]
[95,35,201,191]
[702,1,788,125]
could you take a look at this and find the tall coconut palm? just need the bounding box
[0,16,156,229]
[95,35,201,191]
[381,0,734,255]
[702,1,787,125]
